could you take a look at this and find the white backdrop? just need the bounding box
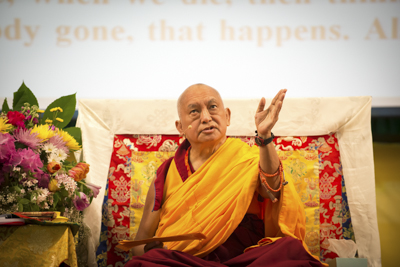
[0,0,399,107]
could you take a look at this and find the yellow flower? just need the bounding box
[0,118,13,133]
[50,107,63,112]
[48,179,60,192]
[31,124,56,141]
[45,119,53,124]
[56,128,81,151]
[37,109,44,113]
[56,118,64,122]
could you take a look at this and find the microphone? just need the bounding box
[181,125,192,136]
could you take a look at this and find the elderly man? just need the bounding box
[125,84,323,266]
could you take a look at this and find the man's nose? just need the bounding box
[200,109,212,123]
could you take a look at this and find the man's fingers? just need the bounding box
[271,89,283,105]
[256,97,266,113]
[267,100,283,125]
[280,89,287,102]
[257,90,286,127]
[272,89,287,105]
[276,100,284,113]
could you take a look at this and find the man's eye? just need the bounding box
[210,105,217,109]
[190,110,197,114]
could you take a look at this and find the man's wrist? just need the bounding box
[256,129,272,139]
[255,131,274,146]
[258,133,271,139]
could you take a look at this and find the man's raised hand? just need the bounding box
[254,89,287,138]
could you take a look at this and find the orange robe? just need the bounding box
[154,138,316,261]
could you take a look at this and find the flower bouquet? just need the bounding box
[0,82,101,218]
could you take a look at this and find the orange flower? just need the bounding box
[47,161,61,174]
[69,162,90,182]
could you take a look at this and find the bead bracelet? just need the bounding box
[258,160,288,203]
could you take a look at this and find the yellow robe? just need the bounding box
[155,138,309,259]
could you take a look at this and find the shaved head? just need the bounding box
[177,84,223,119]
[175,83,231,150]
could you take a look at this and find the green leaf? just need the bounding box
[53,192,61,202]
[41,93,76,129]
[15,142,28,150]
[19,198,30,205]
[63,127,82,147]
[18,203,23,212]
[13,82,38,110]
[2,98,10,113]
[53,192,61,208]
[13,185,21,193]
[60,188,69,198]
[31,204,40,211]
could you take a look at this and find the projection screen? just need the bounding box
[0,0,399,107]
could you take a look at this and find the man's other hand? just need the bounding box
[144,240,165,253]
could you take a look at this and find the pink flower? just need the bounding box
[14,129,41,150]
[86,182,102,198]
[15,148,43,173]
[7,111,25,129]
[73,192,90,211]
[0,133,16,162]
[55,173,77,194]
[48,135,68,153]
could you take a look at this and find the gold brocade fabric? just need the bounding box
[130,150,175,238]
[0,224,77,267]
[280,150,320,258]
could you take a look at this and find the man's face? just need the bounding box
[176,85,231,148]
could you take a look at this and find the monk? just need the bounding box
[125,84,324,267]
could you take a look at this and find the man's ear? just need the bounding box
[225,108,231,126]
[175,120,183,135]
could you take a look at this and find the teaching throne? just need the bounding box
[76,96,381,267]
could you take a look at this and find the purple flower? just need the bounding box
[14,129,41,150]
[73,192,90,211]
[86,182,102,198]
[36,172,50,188]
[0,133,16,162]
